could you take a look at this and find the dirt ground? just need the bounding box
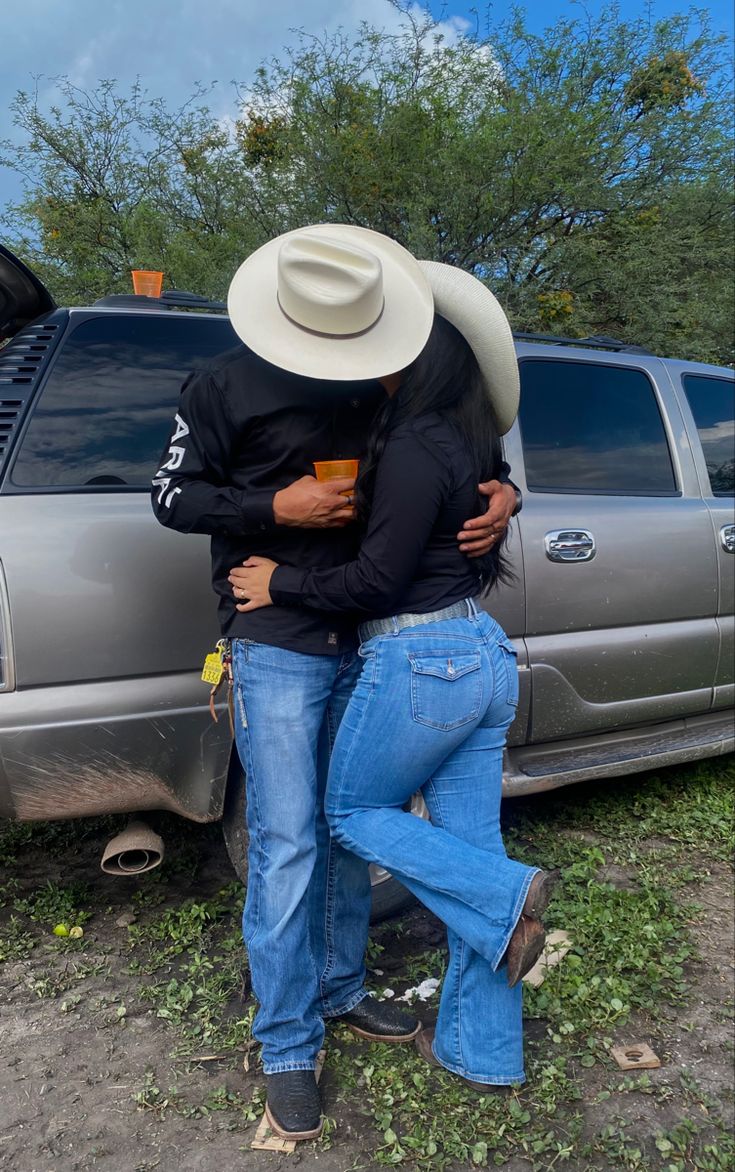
[0,783,733,1172]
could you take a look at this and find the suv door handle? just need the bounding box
[721,524,735,554]
[544,529,596,563]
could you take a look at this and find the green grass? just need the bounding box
[325,1033,585,1170]
[126,883,253,1054]
[520,844,694,1029]
[0,914,35,961]
[504,757,734,863]
[0,755,732,1169]
[0,814,120,866]
[12,878,93,929]
[330,757,735,1169]
[133,1068,263,1124]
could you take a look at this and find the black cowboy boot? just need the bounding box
[264,1070,323,1140]
[337,994,420,1042]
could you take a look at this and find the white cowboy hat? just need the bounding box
[419,261,520,434]
[227,224,434,382]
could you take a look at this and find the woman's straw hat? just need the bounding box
[419,261,520,434]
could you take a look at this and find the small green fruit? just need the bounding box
[53,924,69,937]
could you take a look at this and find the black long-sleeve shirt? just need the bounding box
[153,343,512,655]
[270,414,482,617]
[152,344,379,654]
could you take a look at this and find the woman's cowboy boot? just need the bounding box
[505,916,547,987]
[504,870,560,987]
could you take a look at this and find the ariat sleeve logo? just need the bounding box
[160,446,186,471]
[153,413,190,508]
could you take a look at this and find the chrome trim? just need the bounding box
[544,529,596,563]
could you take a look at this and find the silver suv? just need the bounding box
[1,246,732,913]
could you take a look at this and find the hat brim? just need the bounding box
[418,262,519,434]
[228,225,434,382]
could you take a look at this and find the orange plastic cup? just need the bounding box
[313,459,359,497]
[131,270,164,297]
[313,459,359,483]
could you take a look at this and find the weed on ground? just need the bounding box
[0,757,732,1171]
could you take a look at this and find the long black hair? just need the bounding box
[356,312,512,593]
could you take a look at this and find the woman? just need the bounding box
[230,262,555,1089]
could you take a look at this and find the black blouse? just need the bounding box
[270,413,483,619]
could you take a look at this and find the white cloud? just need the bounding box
[697,418,734,444]
[1,0,506,217]
[2,0,465,204]
[3,1,470,112]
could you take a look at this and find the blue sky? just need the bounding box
[1,0,732,216]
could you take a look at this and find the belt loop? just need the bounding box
[467,596,478,617]
[391,615,399,636]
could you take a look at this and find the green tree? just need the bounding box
[1,4,731,362]
[0,79,271,303]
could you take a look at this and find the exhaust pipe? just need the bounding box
[101,819,165,875]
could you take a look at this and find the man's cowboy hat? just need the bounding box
[227,224,434,382]
[419,261,520,435]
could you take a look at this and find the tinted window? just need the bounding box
[11,315,239,488]
[681,374,734,496]
[518,359,676,494]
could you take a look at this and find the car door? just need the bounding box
[670,362,735,712]
[507,346,719,744]
[0,242,56,339]
[2,309,241,685]
[0,308,238,818]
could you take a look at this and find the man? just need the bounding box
[152,225,519,1140]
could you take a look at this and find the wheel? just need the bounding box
[367,791,428,920]
[368,864,414,921]
[221,761,426,922]
[221,757,249,884]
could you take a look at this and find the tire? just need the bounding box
[221,760,424,922]
[221,757,249,884]
[367,865,414,921]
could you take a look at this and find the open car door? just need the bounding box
[0,244,56,340]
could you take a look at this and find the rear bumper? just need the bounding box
[0,674,232,822]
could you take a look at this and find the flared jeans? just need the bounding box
[325,607,537,1084]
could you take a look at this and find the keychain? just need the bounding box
[201,641,226,686]
[201,639,234,733]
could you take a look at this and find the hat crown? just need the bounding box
[277,234,384,337]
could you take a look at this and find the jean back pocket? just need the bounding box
[409,651,483,731]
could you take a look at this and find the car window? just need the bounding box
[10,315,239,488]
[681,374,734,496]
[518,359,676,494]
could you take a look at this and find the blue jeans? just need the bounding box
[231,640,372,1073]
[325,607,537,1085]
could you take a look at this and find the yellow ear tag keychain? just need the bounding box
[201,640,234,732]
[201,646,226,686]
